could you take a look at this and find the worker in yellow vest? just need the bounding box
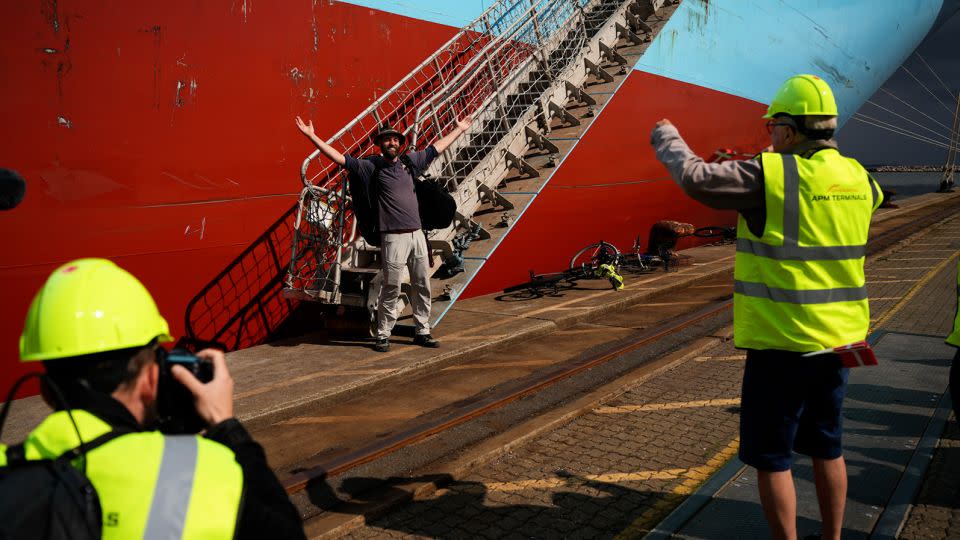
[0,258,305,539]
[651,74,882,540]
[947,259,960,425]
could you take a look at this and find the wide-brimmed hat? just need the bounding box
[374,125,406,146]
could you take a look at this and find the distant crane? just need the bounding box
[938,91,960,192]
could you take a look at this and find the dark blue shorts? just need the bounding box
[739,349,849,472]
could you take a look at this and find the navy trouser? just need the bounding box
[739,349,849,472]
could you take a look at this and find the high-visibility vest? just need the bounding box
[0,410,243,539]
[947,260,960,347]
[734,150,882,351]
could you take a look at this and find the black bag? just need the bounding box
[0,374,123,540]
[400,155,456,231]
[346,157,383,247]
[347,154,457,247]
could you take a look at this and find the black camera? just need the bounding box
[156,348,214,434]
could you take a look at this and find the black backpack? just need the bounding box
[0,374,123,540]
[346,154,456,247]
[346,156,383,247]
[406,155,457,232]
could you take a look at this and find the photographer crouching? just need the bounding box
[0,258,305,539]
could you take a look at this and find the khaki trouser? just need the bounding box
[377,230,431,339]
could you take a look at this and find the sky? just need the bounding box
[839,14,960,166]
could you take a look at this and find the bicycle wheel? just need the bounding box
[569,241,620,270]
[632,254,659,270]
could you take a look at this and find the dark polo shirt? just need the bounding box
[343,145,439,232]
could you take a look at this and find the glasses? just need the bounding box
[765,120,795,134]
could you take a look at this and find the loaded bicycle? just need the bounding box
[501,262,623,299]
[500,223,735,299]
[569,224,735,274]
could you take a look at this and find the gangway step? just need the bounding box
[285,0,678,336]
[420,2,676,328]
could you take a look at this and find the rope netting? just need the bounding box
[184,0,633,349]
[286,0,623,299]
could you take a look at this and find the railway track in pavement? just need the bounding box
[242,192,960,534]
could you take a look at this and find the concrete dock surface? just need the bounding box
[2,189,959,539]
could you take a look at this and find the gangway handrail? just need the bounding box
[286,0,617,306]
[409,0,560,145]
[298,0,531,189]
[289,0,569,304]
[411,0,556,115]
[410,0,583,147]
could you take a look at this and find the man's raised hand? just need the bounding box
[296,116,316,138]
[456,117,473,132]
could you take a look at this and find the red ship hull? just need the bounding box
[3,0,952,397]
[0,1,457,395]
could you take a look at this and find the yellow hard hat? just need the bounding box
[19,258,173,362]
[763,74,838,118]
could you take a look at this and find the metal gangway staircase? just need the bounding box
[284,0,673,330]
